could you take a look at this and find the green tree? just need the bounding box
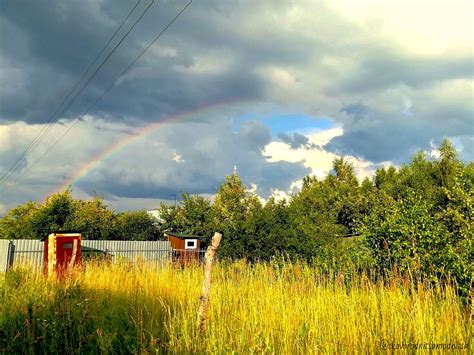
[176,194,213,238]
[360,139,472,297]
[66,197,116,240]
[31,189,75,237]
[288,158,365,260]
[212,172,262,258]
[244,197,297,261]
[154,203,181,233]
[115,210,161,241]
[153,194,214,241]
[0,201,41,239]
[437,138,462,189]
[288,177,341,259]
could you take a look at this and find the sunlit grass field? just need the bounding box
[0,261,472,353]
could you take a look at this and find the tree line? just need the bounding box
[0,139,472,296]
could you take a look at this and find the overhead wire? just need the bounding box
[1,0,155,184]
[11,0,193,185]
[1,0,144,179]
[1,0,145,183]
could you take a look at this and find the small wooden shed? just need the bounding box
[42,232,82,276]
[164,231,202,264]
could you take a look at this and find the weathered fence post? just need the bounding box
[6,241,15,271]
[197,232,222,333]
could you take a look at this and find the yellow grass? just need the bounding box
[1,261,472,353]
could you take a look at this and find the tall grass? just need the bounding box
[0,261,471,353]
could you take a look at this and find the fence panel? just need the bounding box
[0,240,12,272]
[10,239,44,269]
[82,240,172,265]
[0,239,172,271]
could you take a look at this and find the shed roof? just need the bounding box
[164,231,200,239]
[40,231,82,241]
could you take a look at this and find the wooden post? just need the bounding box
[6,241,15,271]
[47,234,56,278]
[197,232,222,333]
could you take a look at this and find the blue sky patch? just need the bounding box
[233,112,333,136]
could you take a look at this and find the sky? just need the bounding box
[0,0,472,214]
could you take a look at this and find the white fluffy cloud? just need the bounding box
[264,127,389,190]
[330,0,473,55]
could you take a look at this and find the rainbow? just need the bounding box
[47,99,251,197]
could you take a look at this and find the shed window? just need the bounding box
[185,239,197,250]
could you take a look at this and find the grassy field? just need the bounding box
[0,261,471,353]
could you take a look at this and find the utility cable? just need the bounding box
[11,0,193,185]
[1,0,155,183]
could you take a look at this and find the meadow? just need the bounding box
[0,261,471,354]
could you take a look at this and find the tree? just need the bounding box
[31,189,75,237]
[153,194,214,244]
[67,197,116,240]
[0,201,40,239]
[154,203,181,233]
[244,197,297,261]
[437,138,462,189]
[333,157,358,187]
[288,158,363,259]
[212,172,262,258]
[359,139,472,297]
[288,177,342,259]
[0,189,161,241]
[176,194,213,239]
[115,210,161,241]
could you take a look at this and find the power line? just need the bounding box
[1,0,155,184]
[11,0,193,185]
[0,0,144,184]
[1,0,146,184]
[4,0,156,184]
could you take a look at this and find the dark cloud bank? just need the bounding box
[0,0,472,208]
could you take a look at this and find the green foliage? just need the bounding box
[0,189,160,241]
[212,172,262,258]
[154,194,214,243]
[31,188,75,237]
[67,197,116,239]
[114,210,161,241]
[243,197,295,261]
[173,193,214,238]
[359,141,473,297]
[0,201,40,239]
[286,158,367,261]
[0,139,471,297]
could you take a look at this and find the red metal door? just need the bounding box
[56,237,81,271]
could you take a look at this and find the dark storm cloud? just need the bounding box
[340,103,369,121]
[0,0,314,125]
[1,0,472,209]
[326,101,474,163]
[75,119,310,199]
[0,0,134,123]
[277,132,313,149]
[459,136,474,162]
[330,50,473,94]
[0,0,246,123]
